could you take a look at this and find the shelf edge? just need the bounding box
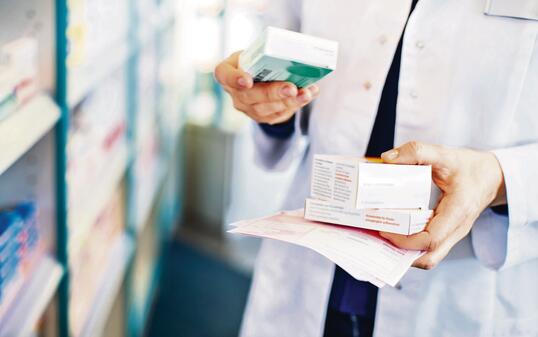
[0,94,61,176]
[0,255,64,337]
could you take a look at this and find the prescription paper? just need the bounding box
[229,210,423,287]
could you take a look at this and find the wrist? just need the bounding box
[487,152,507,207]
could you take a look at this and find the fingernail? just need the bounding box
[237,77,248,87]
[382,149,399,160]
[309,85,319,95]
[298,91,311,103]
[281,86,295,97]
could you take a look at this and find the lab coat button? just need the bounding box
[363,81,372,90]
[395,283,403,290]
[409,90,418,99]
[416,41,425,49]
[378,35,388,45]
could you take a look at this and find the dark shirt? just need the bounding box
[327,0,418,316]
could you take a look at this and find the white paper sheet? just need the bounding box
[229,210,424,287]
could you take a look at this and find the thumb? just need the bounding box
[214,51,253,90]
[381,141,443,166]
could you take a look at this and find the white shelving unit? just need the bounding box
[68,144,129,264]
[0,94,60,176]
[67,39,131,108]
[78,234,133,337]
[0,0,184,335]
[0,255,63,337]
[134,158,167,236]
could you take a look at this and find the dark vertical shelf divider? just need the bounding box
[53,0,70,336]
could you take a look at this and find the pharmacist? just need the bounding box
[215,1,538,337]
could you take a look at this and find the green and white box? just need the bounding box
[239,26,338,88]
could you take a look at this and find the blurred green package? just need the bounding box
[239,26,338,88]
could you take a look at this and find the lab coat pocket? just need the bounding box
[484,0,538,21]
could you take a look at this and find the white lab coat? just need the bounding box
[240,1,538,336]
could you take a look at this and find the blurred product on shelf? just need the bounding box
[135,44,162,226]
[67,69,127,213]
[69,190,124,336]
[0,37,38,121]
[67,0,129,67]
[0,201,41,317]
[156,28,182,150]
[0,0,183,335]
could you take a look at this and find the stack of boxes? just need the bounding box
[304,155,434,235]
[0,202,39,308]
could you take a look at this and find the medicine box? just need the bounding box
[304,198,433,235]
[305,154,433,234]
[310,154,432,210]
[239,26,338,88]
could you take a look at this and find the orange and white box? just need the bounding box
[310,154,432,210]
[307,154,433,234]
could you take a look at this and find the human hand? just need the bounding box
[379,141,507,269]
[214,51,319,124]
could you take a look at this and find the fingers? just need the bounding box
[236,82,298,104]
[232,85,319,123]
[250,88,312,116]
[381,192,477,271]
[260,110,296,125]
[380,194,467,251]
[412,224,470,269]
[381,141,445,166]
[214,51,253,90]
[379,231,431,251]
[215,51,322,124]
[261,87,318,123]
[251,100,289,117]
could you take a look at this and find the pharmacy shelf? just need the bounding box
[0,94,60,176]
[0,255,63,337]
[34,0,183,335]
[136,255,162,337]
[134,159,168,236]
[79,233,134,337]
[138,9,176,51]
[67,39,130,108]
[68,144,129,264]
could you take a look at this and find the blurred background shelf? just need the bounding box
[0,255,63,337]
[1,0,283,336]
[67,39,130,108]
[78,233,133,337]
[67,144,129,264]
[0,94,60,175]
[134,158,167,237]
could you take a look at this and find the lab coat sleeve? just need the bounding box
[471,143,538,270]
[252,113,305,171]
[251,0,304,171]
